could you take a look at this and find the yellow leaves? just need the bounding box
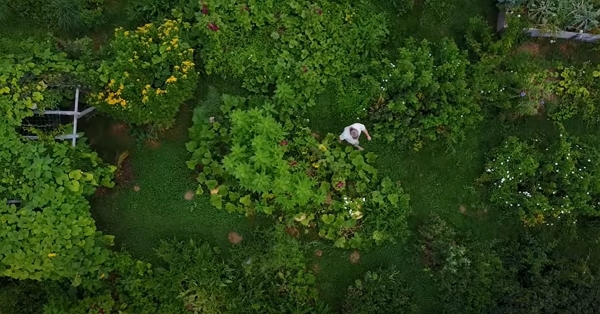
[100,273,105,279]
[47,253,57,258]
[108,79,116,88]
[210,187,219,195]
[0,86,10,95]
[165,76,177,84]
[124,71,129,78]
[124,31,130,36]
[145,84,151,89]
[155,88,167,95]
[318,144,327,152]
[171,38,179,45]
[142,95,149,103]
[312,162,320,169]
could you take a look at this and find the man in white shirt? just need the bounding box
[339,123,371,151]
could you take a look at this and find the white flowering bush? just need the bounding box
[479,128,600,226]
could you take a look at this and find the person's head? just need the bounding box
[350,128,359,140]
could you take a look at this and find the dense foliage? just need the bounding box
[43,227,328,313]
[0,37,115,284]
[0,128,115,282]
[418,214,502,313]
[0,38,84,127]
[92,19,198,128]
[368,38,481,150]
[479,130,600,226]
[187,95,410,248]
[196,0,388,113]
[500,0,600,33]
[0,0,107,33]
[342,268,417,314]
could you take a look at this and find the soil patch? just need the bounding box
[110,123,129,138]
[115,155,134,186]
[516,42,542,57]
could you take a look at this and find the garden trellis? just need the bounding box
[20,87,95,147]
[7,87,95,207]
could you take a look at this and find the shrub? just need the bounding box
[342,268,418,314]
[91,19,198,128]
[478,129,600,226]
[187,95,411,248]
[417,214,504,313]
[0,128,115,282]
[466,16,551,118]
[0,0,106,33]
[195,0,388,114]
[549,63,600,122]
[43,227,328,313]
[369,38,481,150]
[0,38,84,127]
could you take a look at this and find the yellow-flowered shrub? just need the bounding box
[92,19,198,128]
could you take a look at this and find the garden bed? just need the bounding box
[497,11,600,43]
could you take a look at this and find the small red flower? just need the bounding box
[279,140,288,146]
[302,65,308,73]
[202,5,209,15]
[315,7,322,15]
[290,161,298,167]
[243,5,250,12]
[208,23,219,31]
[336,181,345,189]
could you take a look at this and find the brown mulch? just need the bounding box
[516,42,542,57]
[115,157,134,186]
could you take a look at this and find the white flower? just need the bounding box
[209,117,215,123]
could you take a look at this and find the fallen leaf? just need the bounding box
[228,232,243,244]
[349,250,360,264]
[210,187,219,195]
[184,191,194,201]
[133,185,141,192]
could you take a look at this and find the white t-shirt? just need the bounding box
[339,123,366,145]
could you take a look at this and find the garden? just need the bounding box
[2,0,600,313]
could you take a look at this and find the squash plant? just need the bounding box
[187,95,410,248]
[91,19,198,128]
[0,125,115,283]
[369,38,481,150]
[478,127,600,226]
[195,0,388,115]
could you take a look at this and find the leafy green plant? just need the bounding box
[550,63,600,122]
[570,0,600,31]
[91,19,198,129]
[0,127,115,282]
[369,38,481,150]
[466,17,552,118]
[478,129,600,226]
[0,38,85,128]
[418,214,504,313]
[195,0,388,115]
[44,226,328,313]
[342,268,417,314]
[187,95,410,248]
